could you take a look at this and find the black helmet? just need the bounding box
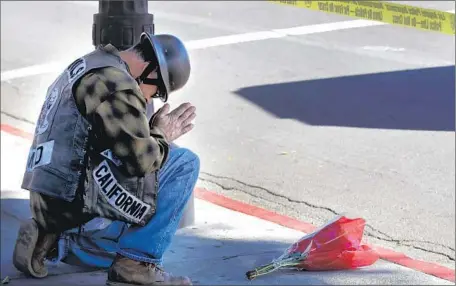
[136,33,191,102]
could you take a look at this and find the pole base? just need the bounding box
[179,192,195,228]
[93,0,195,228]
[92,14,154,51]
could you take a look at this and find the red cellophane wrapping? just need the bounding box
[246,215,379,280]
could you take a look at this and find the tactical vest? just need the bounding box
[21,45,157,226]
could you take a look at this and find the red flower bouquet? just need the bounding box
[246,215,379,280]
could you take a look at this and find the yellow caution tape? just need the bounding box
[269,1,455,35]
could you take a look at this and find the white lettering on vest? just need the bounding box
[26,140,55,172]
[67,58,86,83]
[93,160,151,224]
[36,87,59,135]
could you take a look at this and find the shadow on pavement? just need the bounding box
[0,197,405,285]
[234,65,455,131]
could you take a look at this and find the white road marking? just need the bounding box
[185,30,285,49]
[186,19,386,50]
[0,20,383,82]
[362,46,406,52]
[1,62,64,82]
[1,7,454,82]
[66,1,97,6]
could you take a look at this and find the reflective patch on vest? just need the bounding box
[93,160,151,224]
[66,58,86,83]
[101,149,123,166]
[36,87,59,135]
[26,140,55,172]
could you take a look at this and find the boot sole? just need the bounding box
[12,219,47,278]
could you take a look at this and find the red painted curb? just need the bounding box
[194,187,455,283]
[1,123,455,283]
[0,124,33,140]
[194,187,318,233]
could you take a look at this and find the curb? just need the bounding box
[194,187,455,282]
[1,123,455,283]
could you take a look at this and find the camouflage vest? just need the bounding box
[21,45,157,226]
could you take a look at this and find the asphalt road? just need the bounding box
[1,1,455,269]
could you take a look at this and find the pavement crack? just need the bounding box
[400,240,455,253]
[199,172,456,262]
[200,172,339,215]
[222,255,239,260]
[407,246,455,261]
[222,250,278,261]
[1,210,25,223]
[364,232,455,261]
[0,110,36,125]
[364,224,394,239]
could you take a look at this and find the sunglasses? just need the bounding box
[136,63,166,100]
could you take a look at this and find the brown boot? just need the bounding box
[12,219,58,278]
[106,254,192,286]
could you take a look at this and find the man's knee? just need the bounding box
[173,148,200,173]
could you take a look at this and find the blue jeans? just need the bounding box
[51,147,199,268]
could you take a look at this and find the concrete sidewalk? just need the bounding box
[0,130,453,285]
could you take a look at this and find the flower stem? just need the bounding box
[246,257,301,280]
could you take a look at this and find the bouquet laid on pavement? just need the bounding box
[246,215,379,280]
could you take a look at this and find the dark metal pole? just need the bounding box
[92,0,195,228]
[92,0,154,51]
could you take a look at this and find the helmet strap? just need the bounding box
[135,62,158,85]
[135,62,166,101]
